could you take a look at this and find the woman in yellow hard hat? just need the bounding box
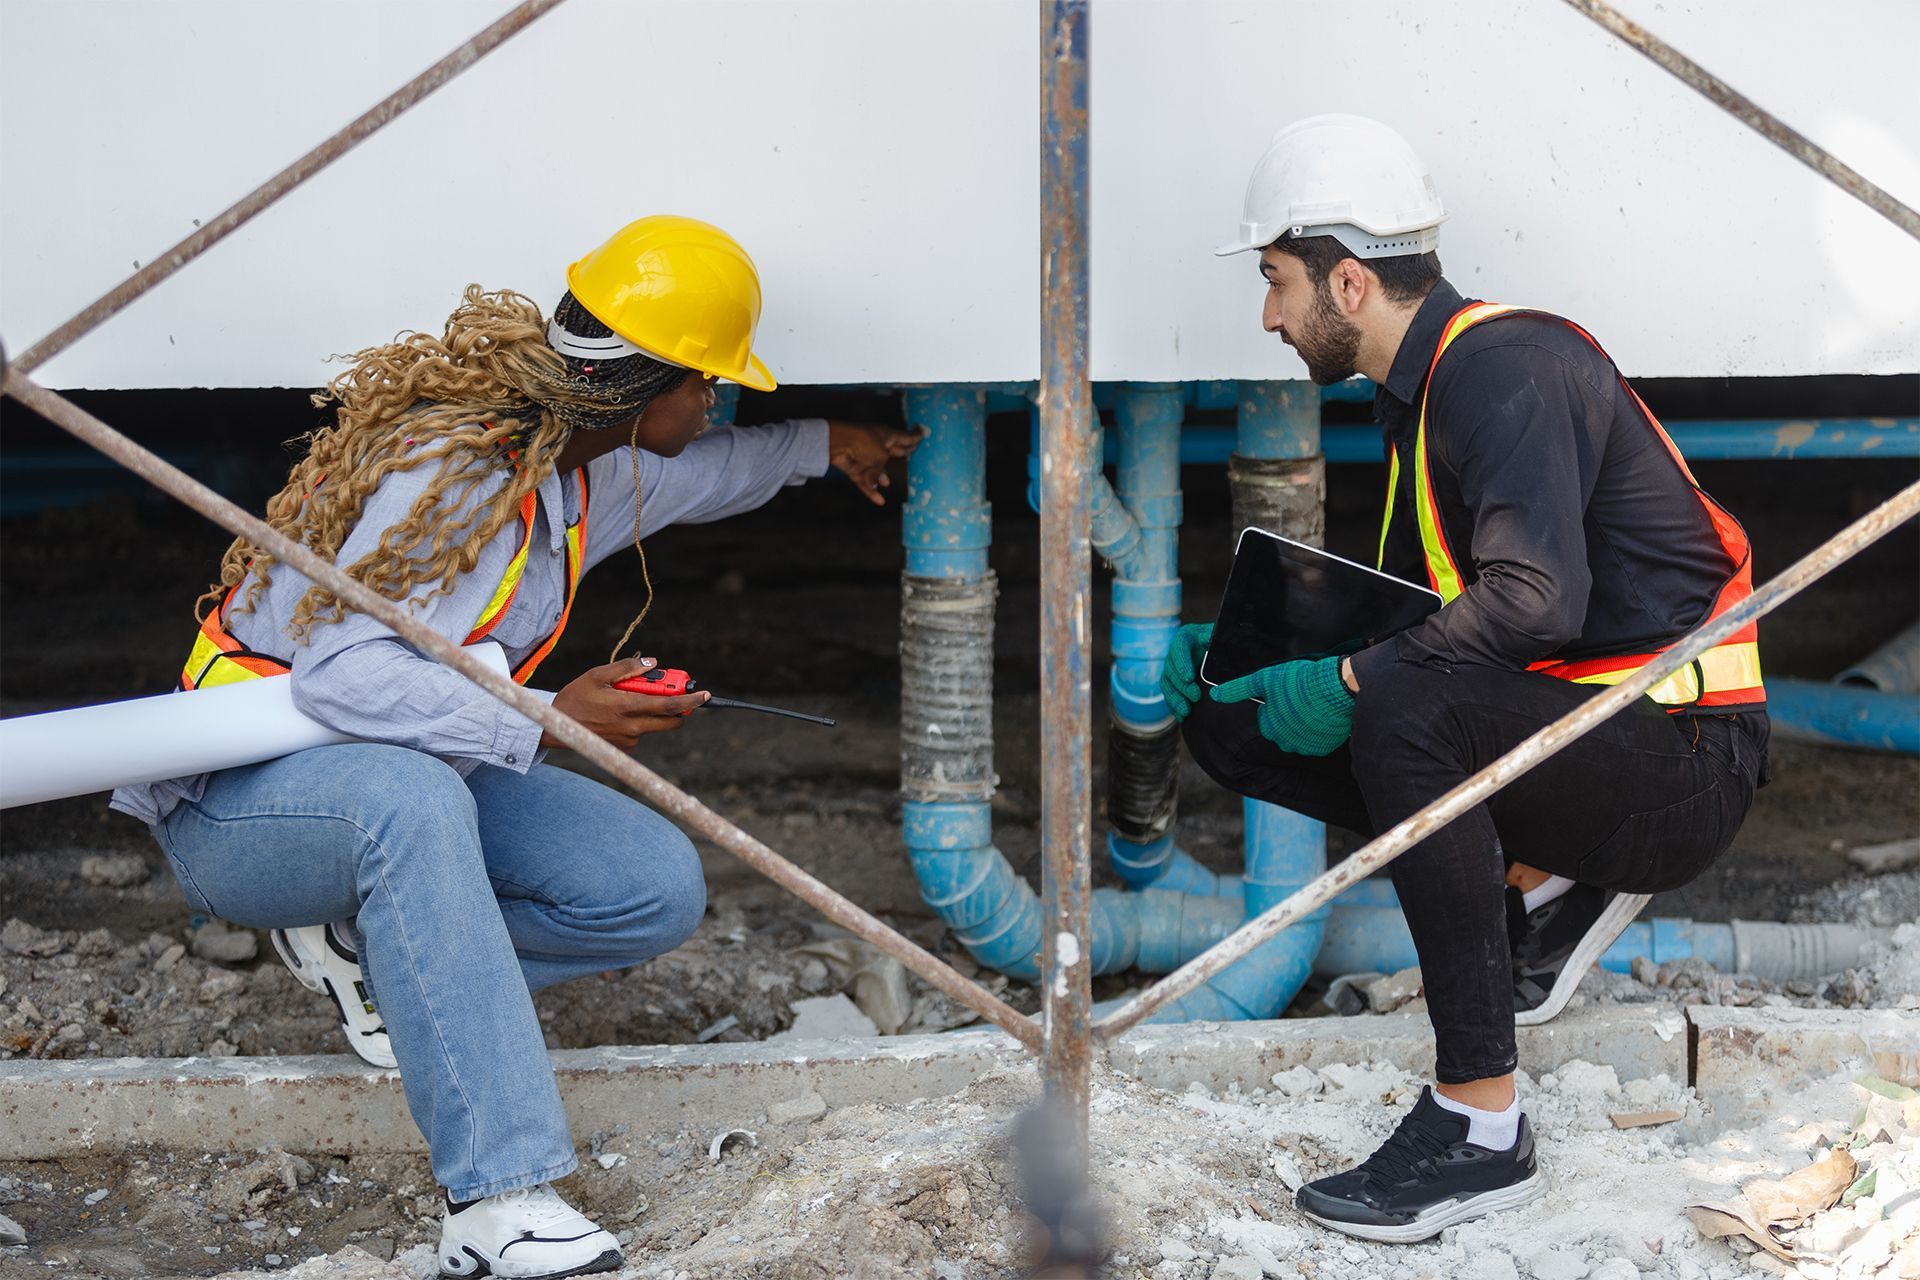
[109,216,920,1279]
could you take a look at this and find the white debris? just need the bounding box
[767,993,878,1042]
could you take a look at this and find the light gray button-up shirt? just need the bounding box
[112,420,830,826]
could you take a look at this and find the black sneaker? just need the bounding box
[1294,1087,1544,1243]
[1509,884,1650,1026]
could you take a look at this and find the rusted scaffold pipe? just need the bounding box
[1038,0,1095,1152]
[1097,475,1920,1036]
[1557,0,1920,243]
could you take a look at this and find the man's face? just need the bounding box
[1259,246,1362,386]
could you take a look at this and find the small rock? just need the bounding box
[1630,954,1659,986]
[1213,1256,1265,1280]
[196,971,247,1004]
[1364,965,1423,1013]
[154,944,187,973]
[264,1256,283,1268]
[191,921,259,965]
[1269,1065,1321,1098]
[1589,1260,1639,1280]
[0,1211,23,1245]
[596,1153,628,1170]
[0,919,65,958]
[83,1188,109,1206]
[767,1092,829,1126]
[1160,1239,1198,1263]
[365,1236,397,1261]
[206,1039,239,1056]
[79,854,149,888]
[1848,837,1920,874]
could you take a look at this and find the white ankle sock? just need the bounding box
[1430,1089,1521,1150]
[1521,875,1576,913]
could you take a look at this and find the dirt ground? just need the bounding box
[1,394,1917,1276]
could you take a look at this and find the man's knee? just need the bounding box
[1348,659,1470,778]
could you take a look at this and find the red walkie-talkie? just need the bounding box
[614,668,835,727]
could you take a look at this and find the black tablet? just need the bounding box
[1200,527,1443,689]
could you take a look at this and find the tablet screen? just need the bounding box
[1201,528,1443,688]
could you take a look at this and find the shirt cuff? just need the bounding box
[794,418,832,479]
[491,687,556,774]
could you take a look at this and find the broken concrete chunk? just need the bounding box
[1268,1065,1320,1098]
[0,1210,22,1245]
[1211,1256,1264,1280]
[1,919,65,958]
[1363,965,1423,1013]
[766,1092,829,1125]
[1322,972,1382,1017]
[851,955,914,1035]
[768,993,879,1042]
[79,854,149,887]
[190,920,258,965]
[1848,837,1920,874]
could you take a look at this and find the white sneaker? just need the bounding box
[270,922,397,1069]
[438,1184,622,1279]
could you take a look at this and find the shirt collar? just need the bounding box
[1379,277,1469,407]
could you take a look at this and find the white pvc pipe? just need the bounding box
[0,643,509,809]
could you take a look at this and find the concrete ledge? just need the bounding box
[0,1005,1689,1160]
[1691,1006,1920,1127]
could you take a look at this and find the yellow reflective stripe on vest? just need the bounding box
[1376,448,1401,572]
[1552,641,1763,706]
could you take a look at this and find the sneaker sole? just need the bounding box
[269,928,327,995]
[271,928,398,1070]
[1514,892,1650,1027]
[440,1245,623,1279]
[1299,1170,1546,1244]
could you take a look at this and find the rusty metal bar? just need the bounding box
[1037,0,1095,1151]
[1096,476,1920,1037]
[1,370,1042,1053]
[12,0,569,378]
[1558,0,1920,242]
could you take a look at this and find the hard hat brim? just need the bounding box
[1215,238,1265,258]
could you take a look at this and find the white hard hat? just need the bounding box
[1217,114,1446,259]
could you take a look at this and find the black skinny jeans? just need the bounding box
[1181,656,1769,1084]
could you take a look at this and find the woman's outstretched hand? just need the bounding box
[543,657,708,750]
[828,421,925,505]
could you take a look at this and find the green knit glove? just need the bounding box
[1209,655,1355,756]
[1158,623,1214,721]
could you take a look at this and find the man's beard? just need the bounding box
[1285,286,1363,386]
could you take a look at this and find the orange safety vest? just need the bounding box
[182,469,590,691]
[1376,303,1765,713]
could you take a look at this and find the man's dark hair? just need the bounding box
[1269,234,1441,305]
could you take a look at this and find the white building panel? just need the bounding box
[1,0,1913,389]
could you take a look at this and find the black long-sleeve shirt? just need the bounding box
[1350,278,1740,703]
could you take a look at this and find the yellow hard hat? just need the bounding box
[565,215,777,392]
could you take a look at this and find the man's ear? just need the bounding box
[1328,258,1370,317]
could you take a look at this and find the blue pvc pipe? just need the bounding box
[1766,677,1920,754]
[1108,384,1184,732]
[1124,383,1329,1023]
[1121,419,1920,466]
[1316,887,1738,978]
[902,387,991,579]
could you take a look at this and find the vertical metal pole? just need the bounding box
[1038,0,1094,1154]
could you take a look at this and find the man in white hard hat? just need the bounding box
[1161,114,1771,1242]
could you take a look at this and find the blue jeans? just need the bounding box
[152,744,707,1200]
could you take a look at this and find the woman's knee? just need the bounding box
[597,821,707,956]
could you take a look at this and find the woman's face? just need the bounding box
[630,372,717,457]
